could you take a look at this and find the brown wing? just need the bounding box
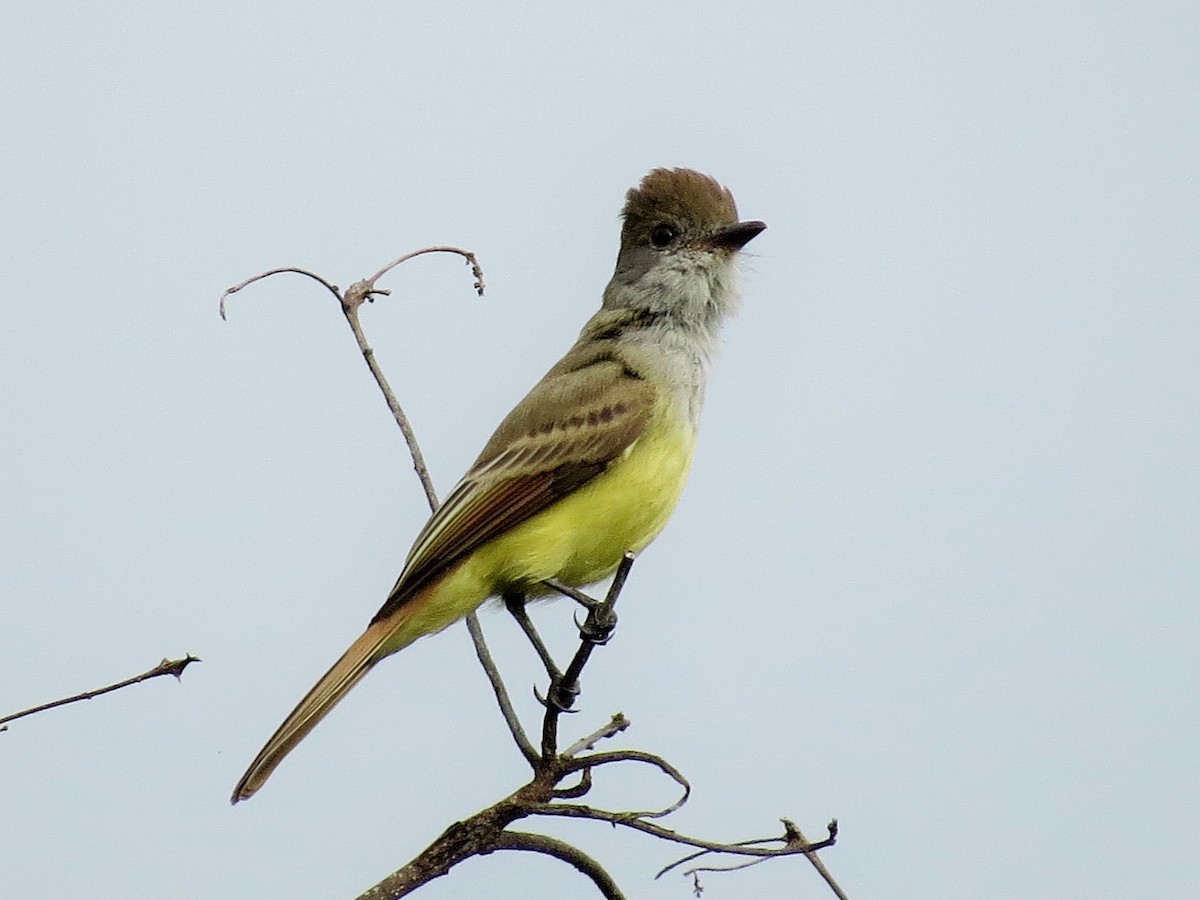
[372,348,655,622]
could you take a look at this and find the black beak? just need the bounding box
[705,219,767,251]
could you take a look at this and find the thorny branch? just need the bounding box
[223,250,845,899]
[0,656,201,731]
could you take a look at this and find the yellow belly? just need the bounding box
[387,408,696,649]
[485,408,696,590]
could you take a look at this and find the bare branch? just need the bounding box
[562,713,630,758]
[354,801,524,900]
[655,819,841,884]
[337,285,440,511]
[327,257,512,775]
[551,767,593,800]
[492,831,624,900]
[221,253,504,699]
[340,250,484,512]
[466,613,538,765]
[688,855,769,874]
[540,804,837,863]
[219,267,342,320]
[0,655,201,730]
[220,246,484,512]
[560,748,691,818]
[366,246,485,296]
[786,819,852,900]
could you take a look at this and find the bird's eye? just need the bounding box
[649,223,679,249]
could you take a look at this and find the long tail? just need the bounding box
[231,612,413,804]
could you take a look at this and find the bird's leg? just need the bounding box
[541,578,602,612]
[576,592,619,645]
[541,578,619,643]
[502,591,583,713]
[502,591,565,684]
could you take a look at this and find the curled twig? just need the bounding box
[366,246,485,296]
[559,748,691,818]
[220,247,484,511]
[219,267,341,320]
[551,767,593,800]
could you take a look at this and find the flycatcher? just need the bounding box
[232,168,765,802]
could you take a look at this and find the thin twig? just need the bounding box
[551,767,593,799]
[655,819,842,884]
[220,247,484,512]
[562,713,630,757]
[538,804,838,862]
[466,613,538,765]
[686,855,770,875]
[341,252,482,511]
[219,267,342,320]
[339,286,439,511]
[0,656,201,730]
[788,819,851,900]
[366,246,484,295]
[223,250,503,696]
[559,748,691,818]
[328,253,510,769]
[665,820,850,900]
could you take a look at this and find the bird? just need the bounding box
[231,168,765,802]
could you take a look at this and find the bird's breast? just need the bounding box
[482,406,697,592]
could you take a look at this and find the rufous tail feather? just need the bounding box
[231,613,407,803]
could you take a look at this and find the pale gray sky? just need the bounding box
[2,3,1197,898]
